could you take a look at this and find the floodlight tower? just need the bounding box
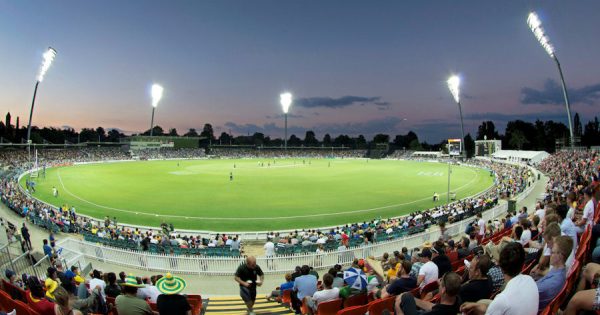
[26,47,57,161]
[149,84,163,137]
[527,12,574,148]
[280,92,293,150]
[447,75,466,160]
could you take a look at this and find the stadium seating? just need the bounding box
[336,304,368,315]
[315,298,343,315]
[366,295,396,315]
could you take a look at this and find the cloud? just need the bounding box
[521,79,600,105]
[295,96,388,109]
[222,116,407,138]
[464,111,569,123]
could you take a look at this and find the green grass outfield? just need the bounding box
[21,159,494,231]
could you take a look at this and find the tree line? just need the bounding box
[1,111,598,155]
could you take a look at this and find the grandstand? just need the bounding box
[1,148,598,315]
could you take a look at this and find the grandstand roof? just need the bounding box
[491,150,549,164]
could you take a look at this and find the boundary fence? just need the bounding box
[55,179,535,275]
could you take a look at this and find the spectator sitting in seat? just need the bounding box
[381,261,417,299]
[306,273,339,315]
[459,254,493,303]
[267,273,294,301]
[431,243,452,277]
[460,242,538,315]
[536,235,573,311]
[292,265,317,314]
[394,271,462,315]
[457,237,471,259]
[563,262,600,315]
[116,274,154,315]
[156,273,191,315]
[416,248,438,289]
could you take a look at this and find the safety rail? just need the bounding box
[53,181,538,276]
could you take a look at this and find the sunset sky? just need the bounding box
[1,1,599,142]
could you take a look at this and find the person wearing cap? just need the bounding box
[116,274,154,315]
[235,256,264,315]
[156,273,191,315]
[417,248,438,289]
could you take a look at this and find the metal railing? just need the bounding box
[54,181,538,276]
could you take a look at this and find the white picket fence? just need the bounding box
[55,181,536,275]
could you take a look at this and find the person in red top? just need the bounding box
[26,276,56,315]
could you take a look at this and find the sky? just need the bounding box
[1,1,599,143]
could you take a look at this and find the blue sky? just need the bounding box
[1,1,599,142]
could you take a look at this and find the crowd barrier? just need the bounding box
[55,181,535,275]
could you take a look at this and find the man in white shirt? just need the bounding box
[89,269,107,301]
[477,213,486,243]
[264,240,275,257]
[576,188,595,233]
[417,248,439,289]
[307,273,339,314]
[461,242,538,315]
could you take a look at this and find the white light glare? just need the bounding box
[151,84,164,108]
[447,75,460,104]
[37,47,57,82]
[527,12,555,58]
[280,92,292,114]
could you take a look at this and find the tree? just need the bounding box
[288,134,301,146]
[323,134,332,146]
[582,117,600,147]
[168,128,179,136]
[107,129,124,142]
[142,126,164,136]
[184,128,198,137]
[573,112,582,138]
[200,124,215,141]
[355,135,367,148]
[252,132,265,146]
[476,121,500,140]
[96,127,106,142]
[409,139,422,150]
[373,134,390,143]
[304,130,318,147]
[508,129,529,150]
[464,133,475,158]
[218,132,232,145]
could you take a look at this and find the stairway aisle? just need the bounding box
[205,296,295,315]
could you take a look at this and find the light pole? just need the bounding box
[447,75,466,160]
[149,84,163,137]
[26,47,57,163]
[280,92,292,150]
[527,12,575,148]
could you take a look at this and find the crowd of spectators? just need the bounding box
[264,149,599,315]
[209,147,366,159]
[0,147,533,258]
[134,148,206,160]
[2,261,199,315]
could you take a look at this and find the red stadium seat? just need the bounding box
[336,304,369,315]
[12,300,34,315]
[419,281,439,300]
[316,298,343,315]
[366,295,395,315]
[343,293,367,308]
[281,289,293,306]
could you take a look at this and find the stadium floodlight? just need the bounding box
[280,92,293,150]
[447,75,466,160]
[150,84,164,137]
[27,47,57,166]
[527,11,574,148]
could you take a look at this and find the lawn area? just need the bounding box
[22,159,493,231]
